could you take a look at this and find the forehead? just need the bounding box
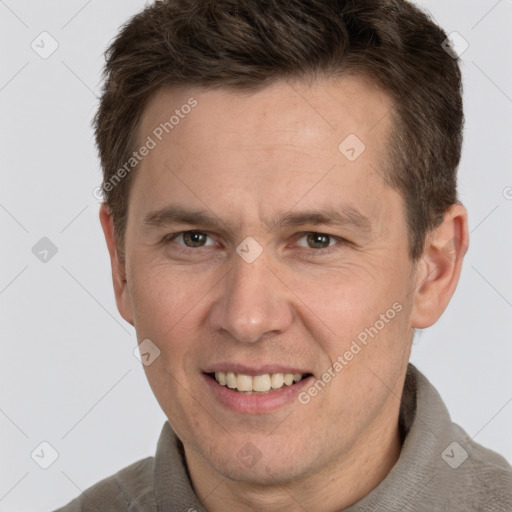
[129,75,399,233]
[138,74,392,153]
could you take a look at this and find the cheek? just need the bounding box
[126,265,208,391]
[289,263,412,388]
[129,264,210,431]
[128,261,204,333]
[284,264,400,337]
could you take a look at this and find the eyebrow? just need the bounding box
[142,204,373,234]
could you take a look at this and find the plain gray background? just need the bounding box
[1,0,511,510]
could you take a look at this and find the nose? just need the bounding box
[208,249,293,344]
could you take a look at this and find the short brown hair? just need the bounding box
[94,0,463,262]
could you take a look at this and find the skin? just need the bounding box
[100,75,468,511]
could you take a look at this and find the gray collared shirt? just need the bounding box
[53,364,512,511]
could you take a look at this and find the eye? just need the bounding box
[163,230,216,248]
[161,230,346,256]
[293,232,345,254]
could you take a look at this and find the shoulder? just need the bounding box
[52,456,156,512]
[399,365,512,511]
[451,426,512,511]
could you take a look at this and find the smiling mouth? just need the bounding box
[206,371,313,394]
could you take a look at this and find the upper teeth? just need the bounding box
[214,371,304,393]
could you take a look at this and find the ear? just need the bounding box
[409,203,469,329]
[99,203,134,326]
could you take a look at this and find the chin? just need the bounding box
[216,456,309,485]
[195,433,319,485]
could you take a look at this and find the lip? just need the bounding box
[203,363,311,376]
[202,372,314,414]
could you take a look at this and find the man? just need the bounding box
[54,0,512,510]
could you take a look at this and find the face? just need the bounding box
[111,76,420,485]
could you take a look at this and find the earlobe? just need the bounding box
[409,203,469,329]
[98,203,134,326]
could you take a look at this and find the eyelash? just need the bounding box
[161,230,347,257]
